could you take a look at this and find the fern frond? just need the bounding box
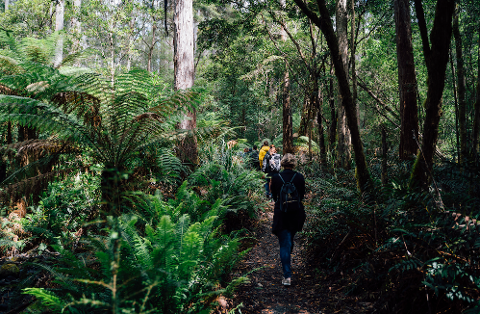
[22,288,66,310]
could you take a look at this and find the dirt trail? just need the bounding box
[231,203,329,314]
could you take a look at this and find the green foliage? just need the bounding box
[21,172,100,244]
[0,65,197,209]
[23,196,248,314]
[177,152,263,232]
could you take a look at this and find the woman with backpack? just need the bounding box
[270,153,306,286]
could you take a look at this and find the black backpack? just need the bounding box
[250,150,259,169]
[262,152,272,173]
[278,173,300,212]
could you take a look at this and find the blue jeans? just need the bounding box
[278,229,295,278]
[264,178,271,196]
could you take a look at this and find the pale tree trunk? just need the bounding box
[335,0,351,169]
[410,0,455,188]
[109,31,115,87]
[71,0,82,54]
[472,23,480,155]
[293,0,372,195]
[453,6,467,164]
[5,0,8,11]
[54,0,65,68]
[127,18,135,71]
[174,0,197,165]
[394,0,419,161]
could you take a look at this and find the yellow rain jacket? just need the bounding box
[258,145,270,168]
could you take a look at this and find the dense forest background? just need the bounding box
[0,0,480,313]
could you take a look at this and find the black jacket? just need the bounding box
[270,169,306,235]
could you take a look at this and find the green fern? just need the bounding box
[23,196,247,314]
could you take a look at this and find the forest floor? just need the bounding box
[225,201,374,314]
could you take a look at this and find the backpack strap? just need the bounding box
[279,173,285,184]
[289,172,297,183]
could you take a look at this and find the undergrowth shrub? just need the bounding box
[23,194,248,314]
[304,151,480,313]
[182,160,263,233]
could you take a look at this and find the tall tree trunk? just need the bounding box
[293,0,372,195]
[5,0,8,11]
[54,0,65,68]
[282,64,294,154]
[174,0,197,165]
[318,86,327,164]
[71,0,82,55]
[410,0,455,188]
[335,0,351,169]
[328,62,337,150]
[279,7,294,154]
[126,16,136,72]
[450,50,461,160]
[452,6,467,164]
[351,0,359,127]
[472,23,480,155]
[147,24,157,72]
[395,0,419,161]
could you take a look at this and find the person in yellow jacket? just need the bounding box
[258,141,270,169]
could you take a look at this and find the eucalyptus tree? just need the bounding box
[53,0,65,68]
[174,0,197,165]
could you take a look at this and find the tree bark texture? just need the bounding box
[328,63,337,150]
[293,0,372,195]
[317,87,327,164]
[394,0,419,161]
[452,7,467,163]
[54,0,65,68]
[147,24,157,72]
[350,0,359,127]
[174,0,197,165]
[410,0,455,188]
[282,66,294,154]
[71,0,82,54]
[335,0,351,170]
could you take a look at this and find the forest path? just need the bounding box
[230,202,334,314]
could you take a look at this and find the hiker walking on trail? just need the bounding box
[258,141,270,169]
[270,154,306,286]
[249,145,260,170]
[259,141,271,197]
[262,145,279,198]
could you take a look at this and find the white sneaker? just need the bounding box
[282,277,291,286]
